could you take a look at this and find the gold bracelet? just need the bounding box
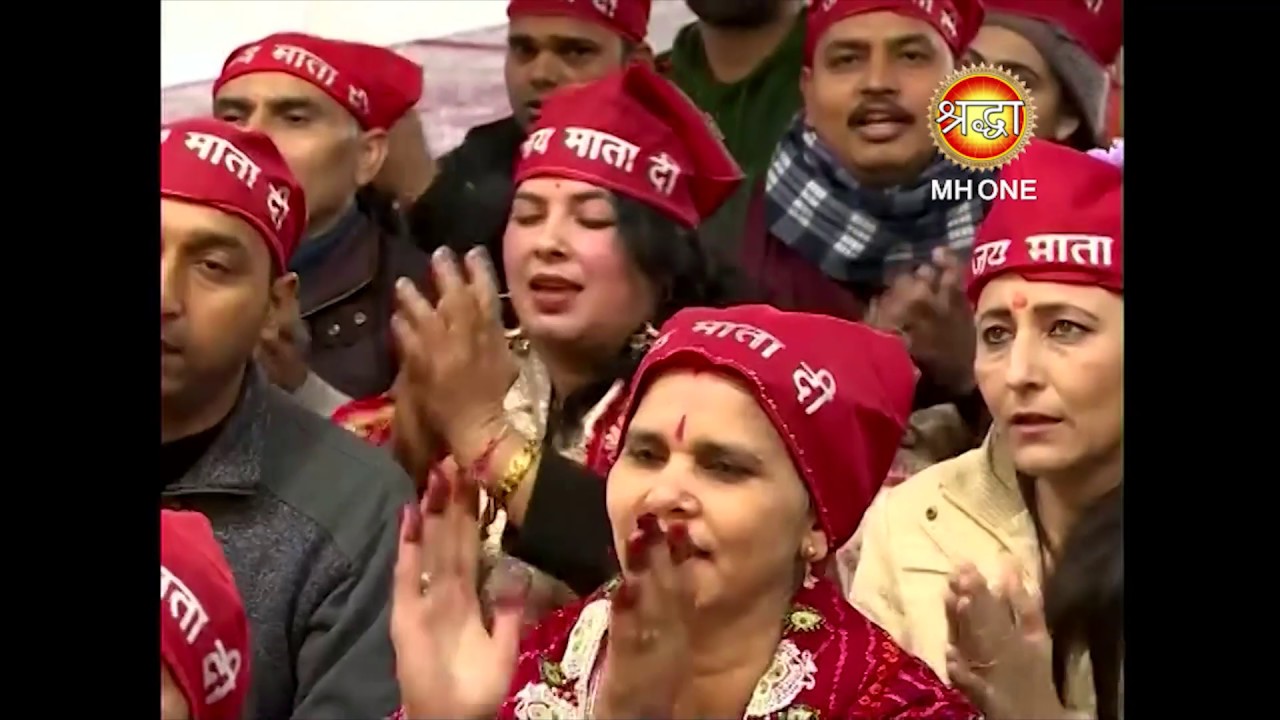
[495,437,541,507]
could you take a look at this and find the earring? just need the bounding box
[506,327,530,355]
[628,322,659,354]
[801,544,819,589]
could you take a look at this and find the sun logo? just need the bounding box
[929,63,1037,170]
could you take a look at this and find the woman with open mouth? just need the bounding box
[331,61,748,620]
[851,139,1124,720]
[389,303,980,720]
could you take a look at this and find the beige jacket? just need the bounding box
[849,433,1098,716]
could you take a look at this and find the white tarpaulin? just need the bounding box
[160,3,695,155]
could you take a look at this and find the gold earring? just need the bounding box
[801,545,819,589]
[506,327,530,355]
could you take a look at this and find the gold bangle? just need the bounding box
[495,437,540,506]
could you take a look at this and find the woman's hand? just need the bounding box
[593,515,698,719]
[869,248,975,396]
[944,561,1073,720]
[391,459,529,720]
[391,247,518,462]
[389,373,442,483]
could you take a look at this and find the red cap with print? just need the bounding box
[514,62,743,228]
[213,33,424,130]
[616,305,917,550]
[966,139,1123,304]
[160,510,250,720]
[806,0,985,65]
[161,118,306,273]
[508,0,652,44]
[984,0,1122,65]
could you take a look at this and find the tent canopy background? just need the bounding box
[161,2,696,155]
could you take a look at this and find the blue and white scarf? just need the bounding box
[764,115,991,288]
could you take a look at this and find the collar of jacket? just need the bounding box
[939,428,1025,540]
[165,367,271,497]
[295,211,381,318]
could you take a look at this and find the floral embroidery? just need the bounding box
[746,640,818,717]
[783,605,824,634]
[514,598,826,719]
[561,600,609,681]
[513,681,579,719]
[503,577,978,720]
[538,657,567,688]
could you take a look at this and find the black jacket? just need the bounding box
[297,206,430,399]
[405,116,524,299]
[503,440,618,596]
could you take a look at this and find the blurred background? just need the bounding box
[161,0,697,155]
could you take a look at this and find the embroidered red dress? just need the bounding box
[497,576,980,720]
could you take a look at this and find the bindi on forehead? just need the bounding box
[674,414,687,442]
[1012,292,1028,310]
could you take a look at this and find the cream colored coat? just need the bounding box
[849,433,1099,716]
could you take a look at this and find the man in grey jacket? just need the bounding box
[160,117,414,719]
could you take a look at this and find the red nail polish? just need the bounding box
[625,534,650,572]
[424,472,448,514]
[614,580,638,609]
[637,513,660,536]
[403,503,423,542]
[666,523,694,563]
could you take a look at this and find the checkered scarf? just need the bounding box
[765,116,990,287]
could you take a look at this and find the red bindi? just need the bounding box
[674,414,687,442]
[1012,292,1028,310]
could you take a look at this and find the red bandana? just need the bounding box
[161,117,306,272]
[967,139,1123,304]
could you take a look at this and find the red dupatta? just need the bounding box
[331,393,395,447]
[496,575,980,719]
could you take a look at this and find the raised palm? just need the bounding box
[391,461,526,720]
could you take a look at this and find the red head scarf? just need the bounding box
[213,33,424,130]
[161,118,306,272]
[508,0,652,44]
[160,510,250,720]
[615,305,917,550]
[966,139,1122,304]
[514,62,743,228]
[806,0,985,65]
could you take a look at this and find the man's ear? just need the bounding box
[263,271,301,344]
[355,128,390,187]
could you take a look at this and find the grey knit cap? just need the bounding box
[985,12,1110,146]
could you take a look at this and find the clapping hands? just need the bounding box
[944,561,1073,720]
[391,460,530,720]
[869,248,976,396]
